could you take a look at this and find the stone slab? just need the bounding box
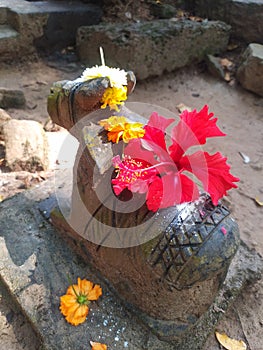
[183,0,263,43]
[0,179,262,349]
[77,19,231,80]
[0,0,102,60]
[0,87,25,109]
[237,43,263,96]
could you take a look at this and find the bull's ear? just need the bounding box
[126,71,136,95]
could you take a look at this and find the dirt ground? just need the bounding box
[0,54,262,349]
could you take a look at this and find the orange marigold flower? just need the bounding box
[60,277,102,326]
[90,341,107,350]
[100,86,127,111]
[99,116,145,143]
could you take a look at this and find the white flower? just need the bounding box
[80,65,127,88]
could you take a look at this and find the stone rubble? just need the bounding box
[237,43,263,97]
[2,119,49,172]
[182,0,263,44]
[0,108,11,140]
[0,88,26,109]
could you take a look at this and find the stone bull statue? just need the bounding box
[47,71,240,341]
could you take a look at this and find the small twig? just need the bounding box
[124,0,133,12]
[235,308,252,350]
[99,47,105,66]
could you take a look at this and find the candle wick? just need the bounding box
[100,46,105,66]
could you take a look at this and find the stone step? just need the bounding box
[0,179,262,350]
[0,0,102,61]
[0,0,102,49]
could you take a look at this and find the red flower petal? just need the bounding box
[124,138,158,167]
[169,105,226,161]
[143,112,174,152]
[179,151,239,205]
[146,172,199,212]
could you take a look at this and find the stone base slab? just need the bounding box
[0,179,262,350]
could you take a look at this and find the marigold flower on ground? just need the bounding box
[90,341,107,350]
[60,277,102,326]
[111,105,239,211]
[99,116,145,143]
[80,65,128,111]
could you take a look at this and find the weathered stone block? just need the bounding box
[0,87,26,109]
[184,0,263,44]
[237,43,263,96]
[0,108,11,140]
[0,0,103,61]
[2,119,49,171]
[77,19,231,80]
[206,54,226,80]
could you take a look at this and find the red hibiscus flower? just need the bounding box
[111,106,239,212]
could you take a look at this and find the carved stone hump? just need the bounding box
[47,71,136,131]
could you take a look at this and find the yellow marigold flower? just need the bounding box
[99,116,145,143]
[60,277,102,326]
[100,86,127,111]
[80,65,128,111]
[90,341,107,350]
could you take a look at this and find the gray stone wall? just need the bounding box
[77,19,230,80]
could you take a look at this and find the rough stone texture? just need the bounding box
[76,19,231,80]
[0,108,11,140]
[0,0,102,61]
[0,88,26,109]
[2,119,49,172]
[205,54,226,80]
[0,179,262,350]
[183,0,263,44]
[237,43,263,96]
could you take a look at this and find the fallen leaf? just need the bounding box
[176,103,192,113]
[254,197,263,206]
[177,9,187,17]
[224,72,231,82]
[189,15,203,22]
[227,43,239,51]
[220,58,233,68]
[215,332,247,350]
[0,195,3,202]
[90,341,107,350]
